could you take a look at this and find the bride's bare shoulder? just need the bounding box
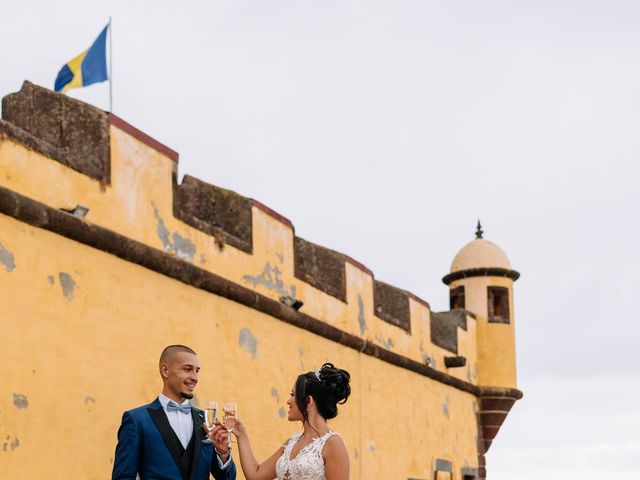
[322,433,348,457]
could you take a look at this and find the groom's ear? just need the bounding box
[160,362,169,379]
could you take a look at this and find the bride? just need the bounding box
[228,363,351,480]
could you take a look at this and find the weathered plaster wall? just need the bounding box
[0,213,479,479]
[0,81,520,479]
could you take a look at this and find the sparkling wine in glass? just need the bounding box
[223,402,237,447]
[202,400,218,444]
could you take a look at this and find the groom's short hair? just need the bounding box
[159,345,197,365]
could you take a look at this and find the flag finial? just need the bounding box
[475,220,483,239]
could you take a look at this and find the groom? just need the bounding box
[112,345,237,480]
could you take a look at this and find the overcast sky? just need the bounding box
[2,1,639,478]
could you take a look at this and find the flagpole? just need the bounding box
[109,16,113,112]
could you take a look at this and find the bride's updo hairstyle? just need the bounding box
[295,363,351,422]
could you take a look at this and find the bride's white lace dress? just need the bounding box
[275,431,337,480]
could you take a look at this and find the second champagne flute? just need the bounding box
[223,402,237,448]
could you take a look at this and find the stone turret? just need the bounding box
[443,223,522,477]
[444,222,519,388]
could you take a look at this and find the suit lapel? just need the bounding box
[148,403,189,480]
[190,408,205,480]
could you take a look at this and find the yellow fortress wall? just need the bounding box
[0,82,522,479]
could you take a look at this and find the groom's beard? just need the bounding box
[181,391,194,399]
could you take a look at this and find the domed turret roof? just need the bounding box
[443,222,519,285]
[450,237,512,273]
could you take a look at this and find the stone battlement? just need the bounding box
[0,81,477,392]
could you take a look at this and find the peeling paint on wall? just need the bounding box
[368,442,376,452]
[238,328,258,359]
[419,340,432,366]
[58,272,76,301]
[271,387,279,402]
[357,295,367,335]
[84,396,96,404]
[0,242,15,272]
[152,202,172,249]
[152,202,196,263]
[47,275,54,285]
[171,232,196,263]
[278,407,285,418]
[242,263,296,298]
[12,393,28,409]
[374,335,394,350]
[0,434,19,453]
[443,397,450,419]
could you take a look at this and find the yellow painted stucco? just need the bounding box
[449,277,516,388]
[0,90,518,479]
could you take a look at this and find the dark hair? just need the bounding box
[159,345,197,364]
[295,363,351,422]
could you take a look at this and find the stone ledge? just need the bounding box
[442,267,520,285]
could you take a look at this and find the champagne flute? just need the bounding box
[223,402,237,448]
[202,400,218,444]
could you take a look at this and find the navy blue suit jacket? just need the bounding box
[112,398,237,480]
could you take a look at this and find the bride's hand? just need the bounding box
[233,417,247,439]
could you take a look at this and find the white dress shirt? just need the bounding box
[158,394,231,470]
[158,394,193,449]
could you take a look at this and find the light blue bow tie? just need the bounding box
[167,401,191,414]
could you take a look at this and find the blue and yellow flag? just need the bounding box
[54,25,109,93]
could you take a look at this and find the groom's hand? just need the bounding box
[209,424,230,454]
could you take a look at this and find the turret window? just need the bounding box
[487,287,510,324]
[449,286,465,310]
